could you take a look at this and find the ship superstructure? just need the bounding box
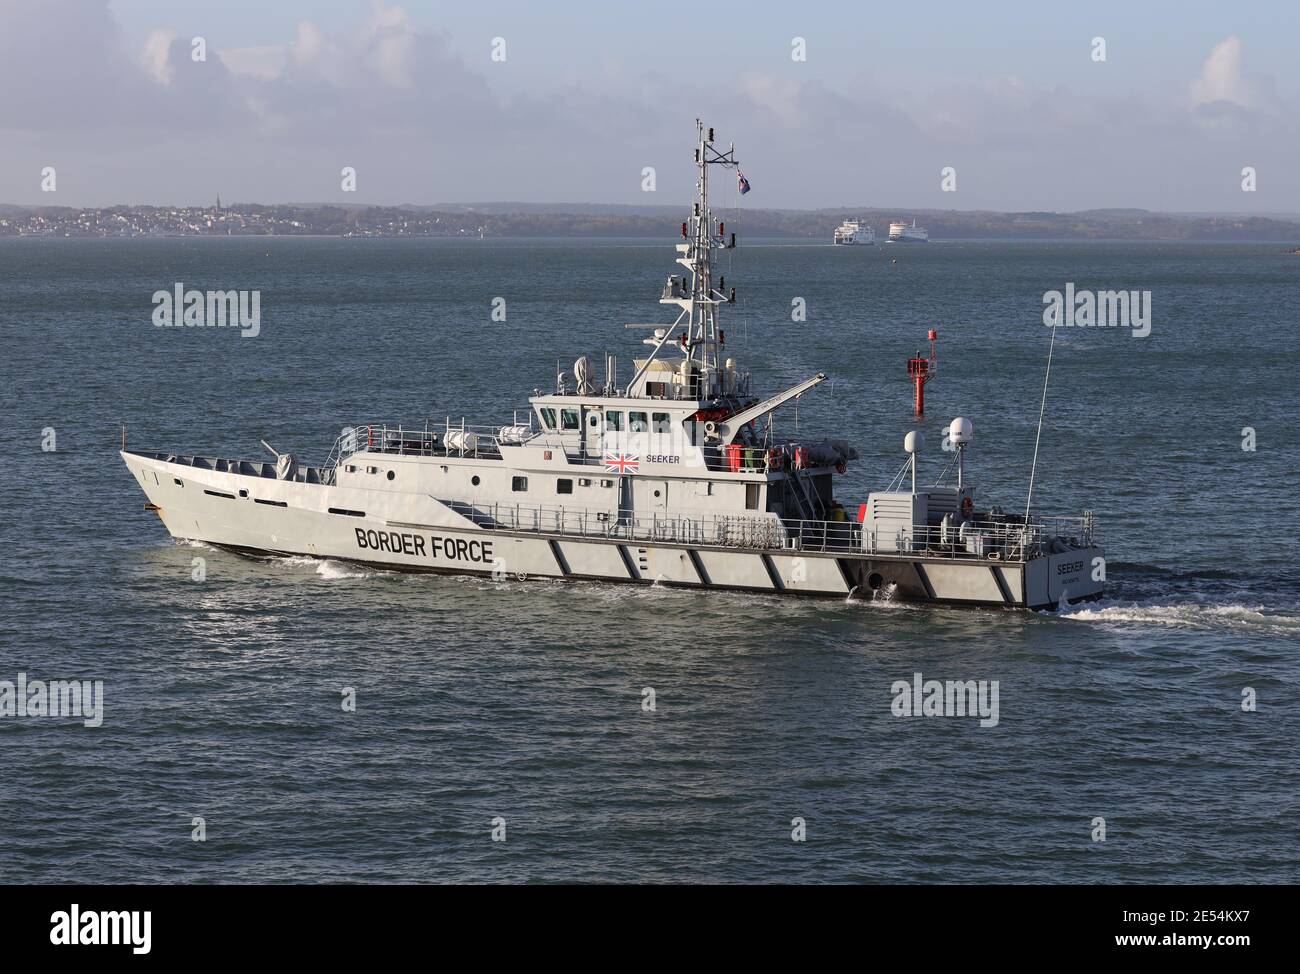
[121,123,1102,609]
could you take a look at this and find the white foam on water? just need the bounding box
[276,555,386,580]
[1060,601,1300,636]
[314,559,386,580]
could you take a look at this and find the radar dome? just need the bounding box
[948,417,973,444]
[904,430,924,454]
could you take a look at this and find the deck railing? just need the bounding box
[442,499,1097,561]
[329,422,837,476]
[327,419,536,467]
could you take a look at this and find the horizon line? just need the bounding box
[5,201,1300,221]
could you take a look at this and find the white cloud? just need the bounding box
[1,2,1298,209]
[139,28,177,86]
[359,1,416,89]
[218,45,288,81]
[1191,36,1257,109]
[292,21,331,68]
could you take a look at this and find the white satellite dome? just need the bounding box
[904,430,924,454]
[948,417,974,444]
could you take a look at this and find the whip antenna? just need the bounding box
[1023,319,1059,529]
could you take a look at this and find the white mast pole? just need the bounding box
[694,120,707,370]
[1023,320,1059,530]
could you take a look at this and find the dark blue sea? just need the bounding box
[1,237,1297,883]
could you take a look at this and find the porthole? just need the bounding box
[471,475,481,486]
[653,489,662,498]
[386,470,395,481]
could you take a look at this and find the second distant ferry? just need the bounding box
[888,219,929,242]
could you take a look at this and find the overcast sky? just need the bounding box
[1,0,1297,211]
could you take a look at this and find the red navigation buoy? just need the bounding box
[906,329,938,416]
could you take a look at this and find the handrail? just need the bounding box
[438,498,1097,560]
[330,421,848,476]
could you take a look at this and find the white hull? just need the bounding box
[123,451,1103,610]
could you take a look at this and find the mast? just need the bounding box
[626,121,740,401]
[686,119,738,391]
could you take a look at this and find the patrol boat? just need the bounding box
[121,122,1103,610]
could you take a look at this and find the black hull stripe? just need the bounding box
[616,544,639,580]
[989,566,1014,605]
[688,549,711,586]
[912,563,937,600]
[760,553,784,590]
[548,539,571,576]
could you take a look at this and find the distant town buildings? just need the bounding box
[0,203,484,238]
[0,204,1297,241]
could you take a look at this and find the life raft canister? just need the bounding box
[961,496,974,519]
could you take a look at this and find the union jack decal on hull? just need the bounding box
[604,453,639,474]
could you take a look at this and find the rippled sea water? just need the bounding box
[1,237,1297,883]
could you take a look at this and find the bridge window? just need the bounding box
[512,476,528,492]
[557,479,573,495]
[652,412,671,433]
[606,411,623,431]
[560,409,579,430]
[629,411,648,433]
[540,408,557,429]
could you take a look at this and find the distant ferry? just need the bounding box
[833,219,875,245]
[888,219,929,243]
